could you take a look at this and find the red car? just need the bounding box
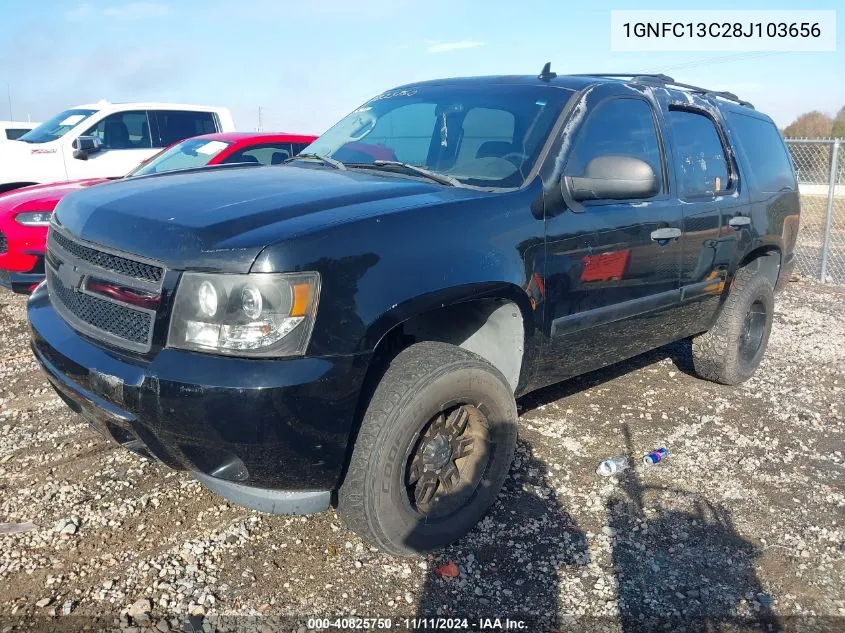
[0,132,317,292]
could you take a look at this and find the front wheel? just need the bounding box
[338,341,518,555]
[692,266,775,385]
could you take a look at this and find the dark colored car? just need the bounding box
[0,132,316,293]
[27,67,800,555]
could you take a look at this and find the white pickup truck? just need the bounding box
[0,101,235,193]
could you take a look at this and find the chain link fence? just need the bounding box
[786,138,844,284]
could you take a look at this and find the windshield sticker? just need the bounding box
[195,140,228,155]
[59,114,87,127]
[369,88,418,102]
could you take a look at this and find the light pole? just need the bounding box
[4,82,11,121]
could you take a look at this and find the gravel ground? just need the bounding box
[0,282,843,633]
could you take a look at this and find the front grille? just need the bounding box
[51,230,163,283]
[47,267,152,346]
[0,230,7,254]
[45,229,163,353]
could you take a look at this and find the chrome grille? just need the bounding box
[0,230,7,254]
[45,228,163,353]
[50,230,163,283]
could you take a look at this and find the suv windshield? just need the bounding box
[18,109,98,144]
[301,84,572,188]
[128,137,233,176]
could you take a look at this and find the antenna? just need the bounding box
[538,62,557,82]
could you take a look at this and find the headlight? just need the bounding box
[15,211,53,226]
[167,272,320,357]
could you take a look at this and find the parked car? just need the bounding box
[0,120,40,141]
[0,132,316,292]
[27,68,800,555]
[0,101,235,194]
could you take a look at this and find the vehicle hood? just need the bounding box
[0,179,109,212]
[54,165,484,272]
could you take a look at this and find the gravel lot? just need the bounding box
[0,282,843,633]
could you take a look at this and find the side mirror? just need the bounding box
[72,136,103,161]
[565,155,658,202]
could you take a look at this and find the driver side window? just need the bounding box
[565,98,664,195]
[82,111,152,150]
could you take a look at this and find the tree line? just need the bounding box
[782,106,845,138]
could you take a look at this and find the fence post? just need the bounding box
[820,139,840,282]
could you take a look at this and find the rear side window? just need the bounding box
[5,128,30,140]
[726,112,794,192]
[153,111,218,147]
[566,98,664,194]
[668,109,730,199]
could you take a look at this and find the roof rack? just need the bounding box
[570,73,754,109]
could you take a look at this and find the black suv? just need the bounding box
[27,67,800,555]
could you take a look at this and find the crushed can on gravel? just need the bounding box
[642,447,669,466]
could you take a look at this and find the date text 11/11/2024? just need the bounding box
[306,617,528,630]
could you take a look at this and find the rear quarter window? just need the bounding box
[726,112,795,193]
[5,128,30,140]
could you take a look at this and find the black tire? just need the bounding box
[692,266,775,385]
[338,341,518,556]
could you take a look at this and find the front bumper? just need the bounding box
[0,220,48,292]
[0,256,45,293]
[27,283,371,512]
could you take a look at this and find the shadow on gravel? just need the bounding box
[414,440,589,631]
[608,424,782,633]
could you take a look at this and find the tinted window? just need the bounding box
[291,142,309,156]
[5,128,30,140]
[153,111,218,147]
[668,109,730,198]
[566,98,664,193]
[726,112,794,192]
[129,137,232,176]
[83,111,152,150]
[17,108,97,144]
[222,143,295,165]
[302,84,572,188]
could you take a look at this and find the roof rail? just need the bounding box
[571,73,675,85]
[571,73,754,109]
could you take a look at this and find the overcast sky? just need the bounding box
[1,0,843,133]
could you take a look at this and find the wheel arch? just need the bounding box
[364,282,536,394]
[736,245,781,289]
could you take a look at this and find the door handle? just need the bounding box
[729,215,751,229]
[650,228,681,242]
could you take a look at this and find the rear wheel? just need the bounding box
[692,266,774,385]
[338,341,517,555]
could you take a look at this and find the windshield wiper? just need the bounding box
[284,153,346,170]
[363,160,460,187]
